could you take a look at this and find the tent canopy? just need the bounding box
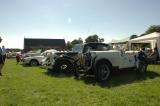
[129,32,160,43]
[110,37,130,44]
[129,32,160,58]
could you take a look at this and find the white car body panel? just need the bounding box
[91,50,137,69]
[23,56,45,64]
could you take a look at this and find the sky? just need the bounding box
[0,0,160,49]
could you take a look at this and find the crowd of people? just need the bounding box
[138,47,159,64]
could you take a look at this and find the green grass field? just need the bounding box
[0,59,160,106]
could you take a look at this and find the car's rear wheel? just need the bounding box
[30,60,39,66]
[95,61,111,82]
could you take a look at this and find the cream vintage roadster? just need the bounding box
[45,43,147,82]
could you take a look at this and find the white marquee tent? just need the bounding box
[129,32,160,57]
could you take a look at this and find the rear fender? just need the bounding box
[94,59,113,70]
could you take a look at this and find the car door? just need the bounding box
[119,52,135,68]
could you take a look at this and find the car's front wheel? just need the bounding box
[30,60,39,66]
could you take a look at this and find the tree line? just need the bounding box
[67,25,160,49]
[130,25,160,39]
[66,34,104,50]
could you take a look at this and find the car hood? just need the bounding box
[55,51,78,56]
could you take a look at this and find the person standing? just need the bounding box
[2,45,6,63]
[136,48,147,70]
[16,53,20,64]
[0,37,4,76]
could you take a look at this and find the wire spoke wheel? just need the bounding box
[56,60,73,74]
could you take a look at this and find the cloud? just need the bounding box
[67,17,72,23]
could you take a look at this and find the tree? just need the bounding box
[85,34,98,43]
[130,34,138,39]
[145,25,160,35]
[71,37,83,47]
[66,41,72,50]
[85,34,104,43]
[98,38,104,42]
[140,33,146,36]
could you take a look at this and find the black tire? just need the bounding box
[55,60,73,73]
[137,61,147,73]
[30,60,39,66]
[95,61,111,82]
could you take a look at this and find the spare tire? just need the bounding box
[55,59,73,73]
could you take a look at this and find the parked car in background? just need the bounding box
[22,49,57,66]
[41,51,67,69]
[21,49,42,61]
[6,52,22,58]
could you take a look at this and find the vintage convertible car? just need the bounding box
[45,43,147,81]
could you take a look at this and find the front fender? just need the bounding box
[55,55,76,67]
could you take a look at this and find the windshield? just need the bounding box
[72,44,83,52]
[83,43,110,53]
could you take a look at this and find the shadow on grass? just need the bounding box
[76,69,160,88]
[43,69,73,78]
[21,64,40,67]
[43,69,160,87]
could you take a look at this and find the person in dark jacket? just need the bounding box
[0,37,4,76]
[2,45,6,63]
[138,48,147,62]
